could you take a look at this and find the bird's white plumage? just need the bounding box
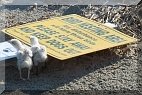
[17,49,33,70]
[32,45,47,66]
[30,36,40,46]
[10,39,33,80]
[30,36,47,74]
[10,39,25,50]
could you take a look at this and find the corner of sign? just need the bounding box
[1,29,6,33]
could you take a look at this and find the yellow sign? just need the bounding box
[2,14,137,60]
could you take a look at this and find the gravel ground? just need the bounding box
[0,5,142,95]
[1,44,142,95]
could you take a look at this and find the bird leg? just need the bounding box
[41,59,48,72]
[19,69,25,80]
[36,66,39,76]
[44,60,47,69]
[41,61,47,72]
[27,69,30,80]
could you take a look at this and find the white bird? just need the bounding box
[9,39,24,50]
[9,39,33,80]
[30,36,48,75]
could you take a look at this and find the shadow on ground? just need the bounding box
[3,49,121,94]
